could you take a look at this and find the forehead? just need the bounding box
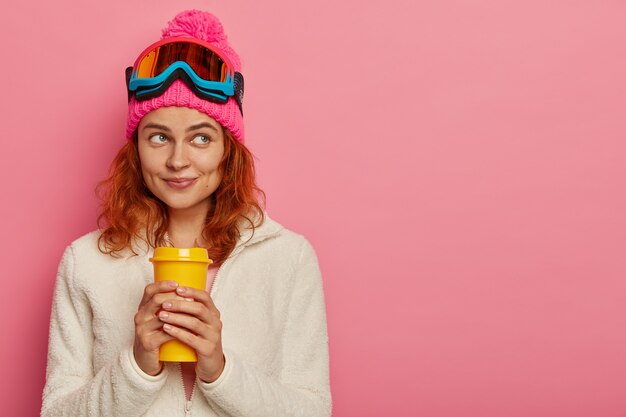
[139,106,222,131]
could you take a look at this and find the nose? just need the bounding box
[166,142,191,171]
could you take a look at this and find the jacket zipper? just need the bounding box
[179,362,196,416]
[209,264,222,296]
[179,262,226,416]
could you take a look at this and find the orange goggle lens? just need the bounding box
[135,41,230,83]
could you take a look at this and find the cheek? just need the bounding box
[199,156,224,190]
[199,150,225,173]
[204,160,222,173]
[138,149,161,176]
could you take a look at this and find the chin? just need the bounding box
[162,200,199,210]
[158,195,211,211]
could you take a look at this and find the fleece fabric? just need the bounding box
[41,214,331,416]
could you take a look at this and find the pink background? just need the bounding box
[1,1,625,416]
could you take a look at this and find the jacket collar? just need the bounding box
[234,211,282,250]
[133,211,281,257]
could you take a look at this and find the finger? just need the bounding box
[148,292,181,310]
[162,323,220,353]
[158,310,220,337]
[162,299,216,326]
[137,292,187,325]
[135,313,168,332]
[138,328,176,352]
[174,287,220,317]
[137,292,179,320]
[151,329,176,347]
[140,281,179,306]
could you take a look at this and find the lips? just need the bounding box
[163,178,197,189]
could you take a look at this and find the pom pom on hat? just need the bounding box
[161,9,240,71]
[126,10,244,142]
[162,9,227,43]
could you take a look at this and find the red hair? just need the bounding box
[96,130,265,266]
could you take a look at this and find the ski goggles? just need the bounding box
[126,37,244,114]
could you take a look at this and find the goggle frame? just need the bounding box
[126,37,243,114]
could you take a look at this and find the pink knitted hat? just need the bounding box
[126,10,244,142]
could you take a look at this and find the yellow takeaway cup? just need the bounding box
[149,247,212,362]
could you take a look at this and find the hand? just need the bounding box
[158,286,225,383]
[133,280,179,376]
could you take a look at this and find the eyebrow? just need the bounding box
[186,122,218,132]
[142,122,171,132]
[141,122,218,132]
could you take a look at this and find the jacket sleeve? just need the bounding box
[41,245,167,417]
[196,238,332,417]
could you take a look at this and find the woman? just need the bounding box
[42,10,331,417]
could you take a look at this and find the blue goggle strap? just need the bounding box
[128,61,235,96]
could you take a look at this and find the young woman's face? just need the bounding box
[137,106,225,213]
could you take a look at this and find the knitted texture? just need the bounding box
[126,10,244,142]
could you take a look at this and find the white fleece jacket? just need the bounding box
[41,214,331,417]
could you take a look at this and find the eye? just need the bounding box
[148,133,168,144]
[191,135,211,145]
